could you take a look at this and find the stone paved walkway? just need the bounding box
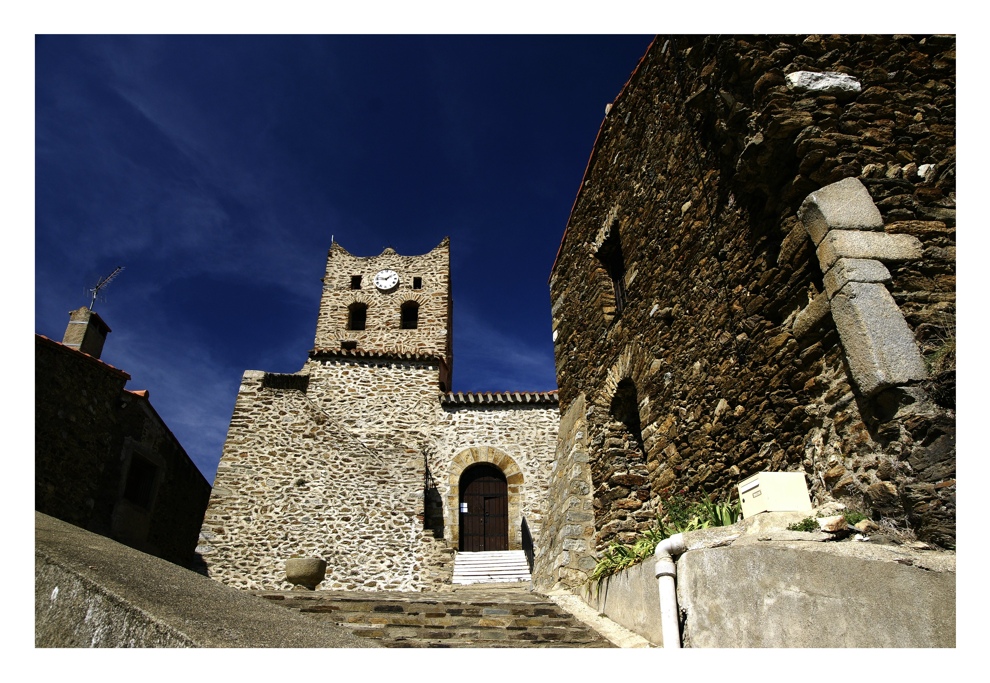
[253,584,643,647]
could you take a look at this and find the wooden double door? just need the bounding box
[459,464,508,552]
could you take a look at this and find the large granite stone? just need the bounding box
[817,230,923,271]
[823,257,892,298]
[799,177,883,245]
[830,282,928,396]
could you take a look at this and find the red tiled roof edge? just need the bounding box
[548,36,658,283]
[310,347,446,363]
[441,391,559,406]
[120,388,209,486]
[35,334,131,380]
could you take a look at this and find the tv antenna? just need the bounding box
[88,266,124,311]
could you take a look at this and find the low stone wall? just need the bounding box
[678,542,954,648]
[578,555,664,645]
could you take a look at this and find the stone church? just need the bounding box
[202,34,955,598]
[199,239,559,591]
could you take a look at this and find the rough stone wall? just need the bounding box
[36,335,129,529]
[549,35,955,549]
[201,365,437,591]
[201,368,561,590]
[112,394,212,566]
[533,394,598,591]
[35,334,211,567]
[314,239,452,373]
[302,355,445,446]
[433,399,559,551]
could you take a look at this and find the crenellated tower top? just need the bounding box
[312,238,453,388]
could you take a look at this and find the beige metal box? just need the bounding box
[738,472,812,518]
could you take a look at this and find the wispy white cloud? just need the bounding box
[103,322,243,483]
[453,305,557,393]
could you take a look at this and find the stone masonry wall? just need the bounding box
[111,393,212,566]
[36,335,129,529]
[533,394,598,592]
[434,398,559,552]
[201,368,561,589]
[200,367,433,591]
[314,239,452,368]
[36,334,211,567]
[303,355,445,448]
[549,35,955,549]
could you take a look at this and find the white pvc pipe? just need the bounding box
[654,533,687,648]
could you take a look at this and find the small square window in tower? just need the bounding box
[596,228,626,317]
[413,277,423,290]
[400,301,419,329]
[350,275,362,289]
[347,302,367,330]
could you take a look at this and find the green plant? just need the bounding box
[787,517,818,532]
[844,510,867,526]
[661,493,694,530]
[926,338,956,375]
[696,495,742,528]
[588,490,740,593]
[588,540,653,595]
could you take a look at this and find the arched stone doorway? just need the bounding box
[459,463,508,551]
[447,446,525,551]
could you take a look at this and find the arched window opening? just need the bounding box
[400,301,419,329]
[592,377,652,549]
[347,302,367,331]
[596,228,626,318]
[610,378,643,449]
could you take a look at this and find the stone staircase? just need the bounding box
[452,550,531,584]
[255,586,614,648]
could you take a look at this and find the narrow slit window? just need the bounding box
[596,229,626,317]
[400,301,419,329]
[350,275,362,289]
[347,302,368,330]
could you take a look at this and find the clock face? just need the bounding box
[373,269,399,290]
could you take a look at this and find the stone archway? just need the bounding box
[447,446,525,550]
[588,343,658,548]
[459,463,508,551]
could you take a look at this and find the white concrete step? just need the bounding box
[452,550,532,584]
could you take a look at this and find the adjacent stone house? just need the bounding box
[36,308,212,567]
[200,240,559,591]
[537,34,955,591]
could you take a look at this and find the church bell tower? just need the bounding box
[312,238,453,390]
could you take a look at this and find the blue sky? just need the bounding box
[35,35,653,482]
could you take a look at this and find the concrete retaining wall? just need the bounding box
[581,537,954,647]
[35,512,377,648]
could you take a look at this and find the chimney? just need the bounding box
[62,307,111,359]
